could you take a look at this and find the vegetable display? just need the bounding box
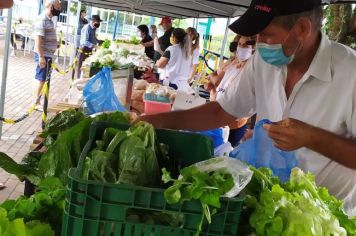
[244,167,356,236]
[0,177,65,235]
[162,166,235,236]
[0,111,130,185]
[0,109,355,236]
[82,122,160,187]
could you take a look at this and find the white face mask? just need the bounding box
[237,47,253,61]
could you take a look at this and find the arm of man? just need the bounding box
[156,50,170,68]
[34,18,46,68]
[264,119,356,169]
[142,40,154,47]
[137,101,236,131]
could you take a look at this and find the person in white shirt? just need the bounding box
[186,27,200,83]
[206,35,254,101]
[156,28,193,93]
[137,0,356,216]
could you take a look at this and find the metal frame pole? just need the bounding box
[63,0,72,70]
[219,17,231,67]
[0,8,13,139]
[112,11,119,40]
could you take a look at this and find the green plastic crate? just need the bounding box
[61,122,244,236]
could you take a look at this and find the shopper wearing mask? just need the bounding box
[187,27,200,84]
[76,15,101,79]
[154,16,174,62]
[137,0,356,216]
[137,24,154,60]
[33,0,61,110]
[156,28,193,93]
[205,36,254,146]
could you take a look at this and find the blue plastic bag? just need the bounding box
[229,119,297,182]
[83,67,126,115]
[198,128,224,148]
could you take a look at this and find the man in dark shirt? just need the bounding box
[153,16,174,62]
[137,24,154,60]
[75,14,101,79]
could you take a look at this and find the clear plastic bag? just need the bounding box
[189,157,253,198]
[230,119,298,182]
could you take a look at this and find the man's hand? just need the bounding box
[39,57,46,69]
[264,118,315,151]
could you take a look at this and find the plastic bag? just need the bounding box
[188,157,253,198]
[83,67,126,115]
[230,119,298,182]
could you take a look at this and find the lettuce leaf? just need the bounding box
[245,167,355,236]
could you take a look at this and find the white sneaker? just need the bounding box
[35,104,43,112]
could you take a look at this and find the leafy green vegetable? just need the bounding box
[83,121,161,188]
[101,39,111,49]
[244,167,356,236]
[41,109,85,140]
[0,152,42,183]
[0,209,54,236]
[0,111,130,186]
[0,177,64,235]
[162,166,235,236]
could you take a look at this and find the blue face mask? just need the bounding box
[256,42,295,66]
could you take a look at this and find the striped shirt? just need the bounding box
[34,13,58,58]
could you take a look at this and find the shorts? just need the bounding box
[34,53,53,82]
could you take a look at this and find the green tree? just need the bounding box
[324,4,356,49]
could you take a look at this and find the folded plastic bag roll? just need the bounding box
[229,119,298,182]
[83,67,127,115]
[189,157,253,198]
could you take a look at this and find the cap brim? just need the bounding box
[229,8,275,36]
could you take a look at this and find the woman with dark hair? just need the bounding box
[187,27,200,83]
[156,28,193,93]
[137,24,154,60]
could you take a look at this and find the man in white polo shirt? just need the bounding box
[136,0,356,216]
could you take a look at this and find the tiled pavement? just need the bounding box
[0,40,70,202]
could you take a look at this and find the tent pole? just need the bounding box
[70,0,81,65]
[219,17,230,67]
[112,11,119,40]
[38,0,43,15]
[0,8,13,139]
[63,0,72,70]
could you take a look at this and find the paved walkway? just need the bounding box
[0,41,70,202]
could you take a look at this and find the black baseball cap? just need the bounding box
[229,0,322,36]
[91,15,102,22]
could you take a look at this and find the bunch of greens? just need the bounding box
[162,166,235,236]
[244,167,356,236]
[0,210,54,236]
[41,109,85,147]
[0,177,65,235]
[101,39,111,49]
[125,209,184,228]
[0,111,130,185]
[82,121,160,187]
[130,36,141,45]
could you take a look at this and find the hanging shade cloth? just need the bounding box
[79,0,356,18]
